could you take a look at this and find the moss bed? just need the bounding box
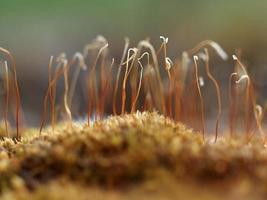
[0,112,267,199]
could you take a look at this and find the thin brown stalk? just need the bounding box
[172,64,183,121]
[130,60,144,113]
[242,77,263,143]
[51,53,66,130]
[165,57,173,117]
[99,58,115,118]
[136,52,150,112]
[255,105,266,142]
[48,56,53,102]
[0,47,21,140]
[235,75,251,141]
[145,67,157,111]
[98,46,109,118]
[203,49,222,143]
[160,36,169,70]
[87,43,108,125]
[247,105,265,143]
[39,65,65,135]
[174,80,182,121]
[156,36,167,55]
[137,40,166,114]
[68,52,87,109]
[137,52,150,69]
[83,36,108,123]
[99,58,115,116]
[62,59,72,127]
[112,38,129,115]
[165,57,172,79]
[232,55,248,75]
[40,53,67,134]
[229,72,238,138]
[51,53,79,125]
[193,56,205,140]
[233,55,251,139]
[121,48,138,114]
[4,61,9,137]
[47,56,55,131]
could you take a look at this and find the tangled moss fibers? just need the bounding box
[1,112,267,199]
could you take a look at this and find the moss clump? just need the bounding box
[0,112,267,199]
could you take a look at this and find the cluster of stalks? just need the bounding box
[0,48,22,140]
[0,36,266,144]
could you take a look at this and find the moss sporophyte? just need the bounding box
[1,36,267,199]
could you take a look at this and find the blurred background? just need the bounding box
[0,0,267,127]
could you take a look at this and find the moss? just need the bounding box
[0,112,267,199]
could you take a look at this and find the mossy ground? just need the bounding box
[0,112,267,199]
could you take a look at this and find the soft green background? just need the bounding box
[1,0,267,59]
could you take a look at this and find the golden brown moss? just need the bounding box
[0,112,267,199]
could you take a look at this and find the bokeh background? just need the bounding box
[0,0,267,127]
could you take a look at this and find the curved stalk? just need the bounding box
[0,47,22,140]
[193,56,205,140]
[203,49,222,143]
